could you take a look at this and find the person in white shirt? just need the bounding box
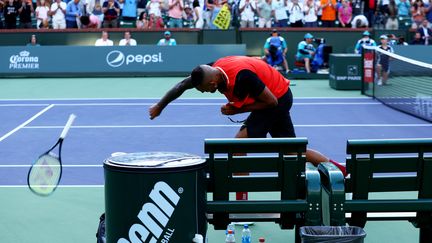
[95,31,114,46]
[257,0,272,28]
[50,0,67,29]
[36,0,50,29]
[287,0,304,27]
[271,0,288,27]
[119,31,137,46]
[239,0,257,28]
[304,0,320,27]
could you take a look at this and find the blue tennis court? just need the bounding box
[1,84,431,242]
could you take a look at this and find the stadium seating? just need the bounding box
[318,138,432,243]
[204,138,322,242]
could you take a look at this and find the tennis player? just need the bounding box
[149,56,347,197]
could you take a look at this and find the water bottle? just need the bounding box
[241,224,251,243]
[225,230,236,243]
[226,223,235,235]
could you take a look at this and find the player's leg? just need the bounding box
[376,64,383,85]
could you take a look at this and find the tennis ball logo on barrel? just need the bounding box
[118,181,180,243]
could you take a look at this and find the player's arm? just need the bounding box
[221,70,278,115]
[149,76,194,119]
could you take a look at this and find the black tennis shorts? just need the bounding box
[241,88,296,138]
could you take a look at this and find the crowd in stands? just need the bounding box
[1,0,432,31]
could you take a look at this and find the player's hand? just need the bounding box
[149,104,162,120]
[221,103,238,115]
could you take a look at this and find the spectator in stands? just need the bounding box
[351,14,368,27]
[148,12,164,28]
[239,0,256,28]
[102,0,120,28]
[271,0,288,27]
[95,31,114,46]
[167,0,184,28]
[263,29,290,73]
[385,0,398,30]
[320,0,336,27]
[157,30,177,45]
[91,2,104,27]
[119,31,137,45]
[18,0,34,29]
[137,0,147,16]
[146,0,162,20]
[256,0,272,28]
[418,19,432,45]
[50,0,66,29]
[208,0,226,29]
[26,34,40,46]
[66,0,83,28]
[36,0,50,29]
[303,0,320,27]
[296,33,316,73]
[411,0,425,29]
[425,0,432,23]
[363,0,377,27]
[4,0,19,29]
[351,0,363,16]
[376,35,394,86]
[287,0,304,27]
[396,35,408,45]
[354,31,376,54]
[122,0,137,23]
[80,13,100,28]
[0,0,4,29]
[193,0,204,28]
[396,0,410,18]
[183,4,195,27]
[136,10,149,28]
[410,32,424,44]
[337,0,352,27]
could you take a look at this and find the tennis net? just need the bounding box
[362,46,432,122]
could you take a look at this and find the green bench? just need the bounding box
[204,138,322,241]
[318,138,432,242]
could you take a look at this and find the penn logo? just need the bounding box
[118,181,180,243]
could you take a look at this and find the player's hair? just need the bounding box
[191,66,204,87]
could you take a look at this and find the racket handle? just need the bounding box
[60,114,76,139]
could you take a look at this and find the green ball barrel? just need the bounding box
[104,152,207,243]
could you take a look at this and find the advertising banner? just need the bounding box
[0,45,246,77]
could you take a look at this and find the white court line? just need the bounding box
[0,102,381,107]
[23,124,432,129]
[0,97,371,102]
[0,104,54,142]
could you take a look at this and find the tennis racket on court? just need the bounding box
[27,114,76,196]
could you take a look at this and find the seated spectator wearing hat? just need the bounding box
[157,31,177,46]
[354,31,377,54]
[295,33,316,73]
[263,29,290,73]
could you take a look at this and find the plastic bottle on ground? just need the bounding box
[226,230,236,243]
[241,224,251,243]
